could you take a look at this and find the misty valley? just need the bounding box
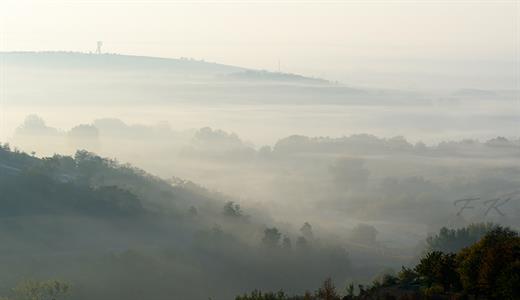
[0,50,518,300]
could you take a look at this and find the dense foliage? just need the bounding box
[425,223,496,253]
[237,226,520,300]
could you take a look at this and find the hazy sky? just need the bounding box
[1,0,518,86]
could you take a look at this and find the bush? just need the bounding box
[457,227,519,299]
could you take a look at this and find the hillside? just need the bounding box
[1,51,326,83]
[1,51,245,74]
[0,143,224,215]
[0,144,352,300]
[0,51,351,106]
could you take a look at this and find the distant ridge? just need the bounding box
[225,70,329,84]
[0,51,328,83]
[0,51,244,73]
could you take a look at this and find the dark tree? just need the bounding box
[457,226,519,299]
[415,251,459,291]
[300,222,314,240]
[316,278,340,300]
[223,201,243,217]
[262,227,282,248]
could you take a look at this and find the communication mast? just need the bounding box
[96,41,103,54]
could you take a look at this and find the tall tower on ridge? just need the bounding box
[96,41,103,54]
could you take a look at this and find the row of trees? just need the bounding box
[235,278,343,300]
[220,201,316,250]
[425,222,496,253]
[262,229,308,249]
[236,226,520,300]
[261,222,314,250]
[0,280,70,300]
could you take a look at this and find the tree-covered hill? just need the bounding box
[0,143,352,300]
[0,143,228,217]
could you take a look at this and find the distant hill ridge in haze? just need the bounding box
[0,51,329,83]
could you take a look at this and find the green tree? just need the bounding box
[262,227,282,248]
[282,236,292,249]
[13,279,71,300]
[457,226,519,299]
[300,222,313,240]
[223,201,243,217]
[415,251,459,291]
[316,278,340,300]
[343,283,355,300]
[397,266,417,285]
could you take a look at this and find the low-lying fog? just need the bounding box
[0,52,518,299]
[2,99,519,147]
[2,53,519,235]
[1,52,518,146]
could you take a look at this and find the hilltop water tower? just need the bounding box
[96,41,103,54]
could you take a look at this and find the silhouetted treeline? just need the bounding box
[236,226,520,300]
[425,222,496,253]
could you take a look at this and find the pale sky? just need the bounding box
[1,0,519,87]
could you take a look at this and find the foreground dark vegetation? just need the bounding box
[0,226,517,300]
[236,227,519,300]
